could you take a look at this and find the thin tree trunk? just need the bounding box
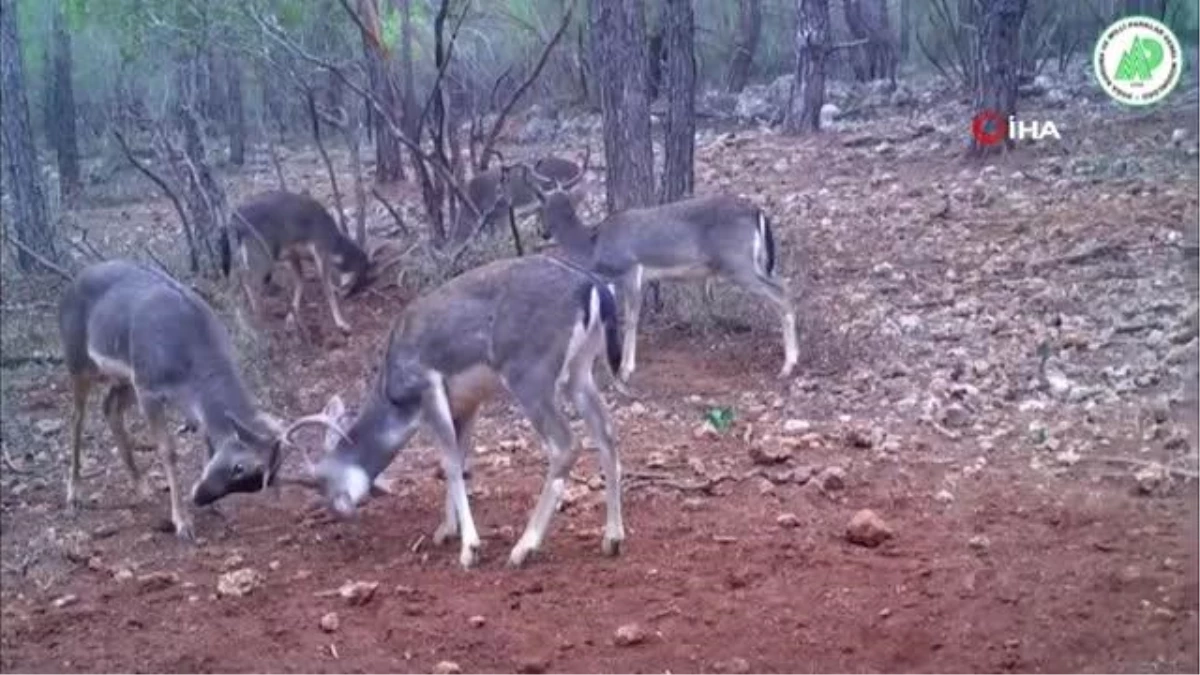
[726,0,762,93]
[786,0,831,134]
[49,3,80,202]
[228,57,246,166]
[1,0,58,270]
[660,0,695,204]
[360,0,404,183]
[970,0,1028,156]
[590,0,655,213]
[899,0,911,59]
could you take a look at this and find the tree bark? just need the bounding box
[49,2,80,201]
[360,0,404,184]
[899,0,911,59]
[725,0,762,93]
[228,57,246,166]
[844,0,897,83]
[1,0,58,271]
[590,0,656,213]
[786,0,831,134]
[660,0,695,204]
[970,0,1028,156]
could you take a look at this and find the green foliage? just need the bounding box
[704,406,735,432]
[379,2,401,51]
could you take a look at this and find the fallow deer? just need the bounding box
[519,166,799,382]
[219,190,395,335]
[277,254,625,569]
[58,260,291,540]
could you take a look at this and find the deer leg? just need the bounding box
[66,374,94,510]
[284,256,305,330]
[433,414,476,546]
[144,399,194,542]
[507,206,524,256]
[424,378,481,568]
[310,245,352,334]
[617,267,645,382]
[730,270,799,378]
[102,383,151,501]
[568,365,623,556]
[506,375,577,567]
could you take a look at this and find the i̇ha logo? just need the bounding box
[1094,16,1183,106]
[970,110,1061,147]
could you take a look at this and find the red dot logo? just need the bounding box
[971,109,1008,146]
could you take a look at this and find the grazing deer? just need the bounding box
[518,166,799,381]
[219,190,391,335]
[452,148,590,246]
[58,260,291,540]
[277,254,624,569]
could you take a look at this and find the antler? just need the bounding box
[277,413,354,474]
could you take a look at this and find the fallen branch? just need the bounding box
[2,446,32,474]
[1,232,72,280]
[1085,455,1199,480]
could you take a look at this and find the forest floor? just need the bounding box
[1,87,1199,673]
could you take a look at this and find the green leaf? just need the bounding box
[704,407,734,432]
[379,3,400,51]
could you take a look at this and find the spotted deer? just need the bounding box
[219,190,397,334]
[58,260,292,540]
[276,254,625,569]
[517,165,799,381]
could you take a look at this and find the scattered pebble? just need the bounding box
[338,580,379,606]
[968,534,991,551]
[217,568,263,598]
[776,513,801,529]
[319,611,340,633]
[782,419,812,433]
[817,466,846,493]
[516,656,549,674]
[433,661,462,675]
[846,509,893,547]
[137,571,179,593]
[934,489,955,503]
[468,615,486,628]
[35,419,64,437]
[613,622,646,647]
[748,444,791,466]
[52,594,78,609]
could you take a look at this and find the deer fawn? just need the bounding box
[276,254,625,569]
[517,165,799,381]
[219,190,396,335]
[58,260,291,540]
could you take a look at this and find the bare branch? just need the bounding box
[1,232,73,280]
[113,129,200,272]
[372,187,409,236]
[306,90,349,235]
[478,0,577,171]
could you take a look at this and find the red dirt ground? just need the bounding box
[2,92,1199,674]
[1,287,1197,674]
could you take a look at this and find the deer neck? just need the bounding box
[190,365,259,441]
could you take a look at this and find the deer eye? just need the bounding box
[231,463,244,477]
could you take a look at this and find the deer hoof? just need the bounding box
[174,517,196,543]
[777,363,796,379]
[601,536,623,558]
[433,522,458,546]
[459,543,481,569]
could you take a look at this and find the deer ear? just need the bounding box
[321,395,348,451]
[228,413,272,448]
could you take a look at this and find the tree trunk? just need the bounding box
[228,57,246,166]
[899,0,911,59]
[590,0,656,213]
[49,2,80,202]
[1,0,57,271]
[786,0,831,134]
[398,0,420,173]
[970,0,1028,156]
[844,0,897,83]
[660,0,695,204]
[360,0,404,184]
[726,0,762,93]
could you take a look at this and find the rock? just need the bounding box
[336,580,379,606]
[940,403,971,429]
[319,611,340,633]
[516,656,550,674]
[1134,463,1170,495]
[693,421,719,439]
[52,594,79,609]
[844,425,875,448]
[792,465,816,484]
[112,567,134,582]
[217,567,263,598]
[433,661,462,675]
[468,615,486,628]
[766,468,796,485]
[816,466,846,492]
[934,489,955,503]
[968,534,991,551]
[137,571,179,593]
[646,451,669,469]
[713,656,752,674]
[819,103,841,127]
[35,419,64,437]
[221,553,245,570]
[613,622,646,647]
[628,401,647,416]
[1171,128,1188,146]
[748,443,791,466]
[776,512,801,529]
[846,509,893,547]
[783,418,812,433]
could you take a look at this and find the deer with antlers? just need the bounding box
[276,254,625,569]
[218,190,401,335]
[513,165,799,382]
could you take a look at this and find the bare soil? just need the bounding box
[1,91,1198,673]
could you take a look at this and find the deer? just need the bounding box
[451,148,591,248]
[58,260,294,541]
[274,253,625,570]
[218,190,398,335]
[515,165,799,382]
